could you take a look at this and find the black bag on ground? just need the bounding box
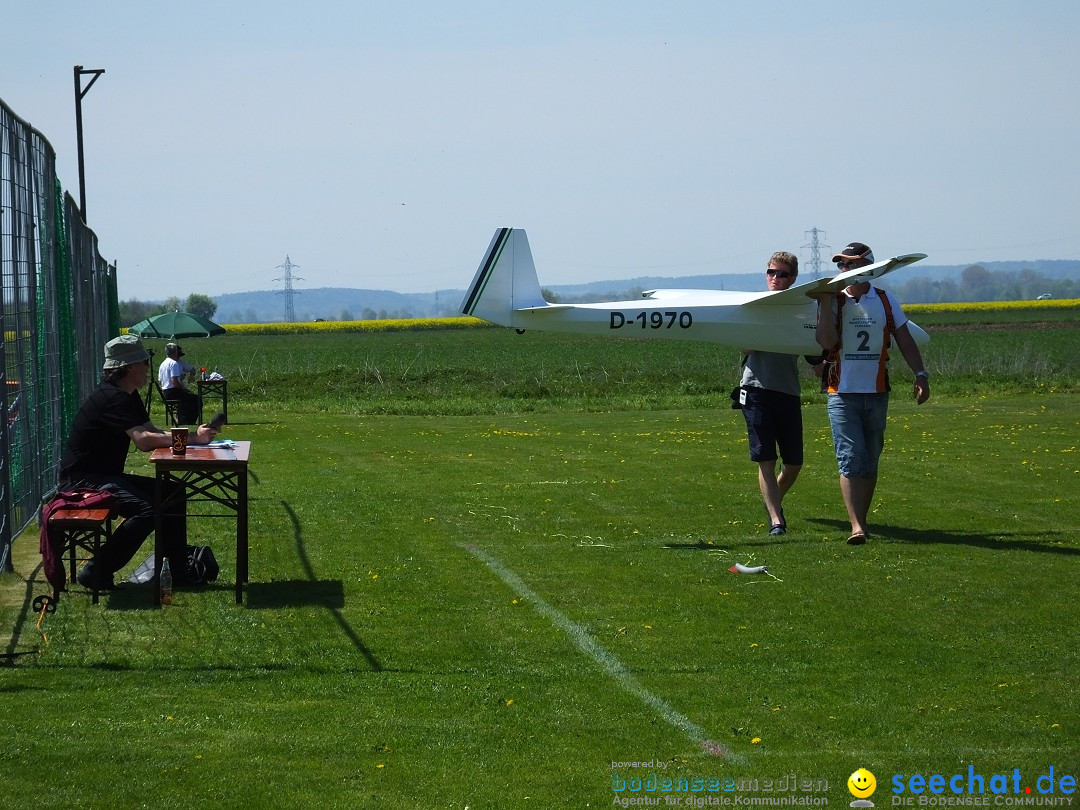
[186,545,219,584]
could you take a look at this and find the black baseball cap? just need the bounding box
[831,242,875,264]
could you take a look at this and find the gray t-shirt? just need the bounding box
[740,350,801,397]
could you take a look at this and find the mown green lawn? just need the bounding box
[3,324,1079,808]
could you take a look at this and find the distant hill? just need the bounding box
[211,259,1080,322]
[215,287,466,324]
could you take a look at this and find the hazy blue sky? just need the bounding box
[6,1,1079,301]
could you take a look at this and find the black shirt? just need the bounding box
[59,381,150,481]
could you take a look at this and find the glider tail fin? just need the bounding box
[461,228,548,326]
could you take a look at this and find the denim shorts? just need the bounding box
[827,392,889,478]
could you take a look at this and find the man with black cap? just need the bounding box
[813,241,930,546]
[158,341,200,424]
[59,334,219,589]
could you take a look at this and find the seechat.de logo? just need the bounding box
[850,768,878,808]
[890,766,1077,801]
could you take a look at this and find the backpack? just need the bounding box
[186,545,219,584]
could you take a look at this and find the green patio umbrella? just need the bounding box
[129,312,226,414]
[128,311,226,340]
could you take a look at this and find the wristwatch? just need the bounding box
[915,370,930,380]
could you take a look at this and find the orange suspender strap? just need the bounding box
[824,295,844,393]
[876,288,895,392]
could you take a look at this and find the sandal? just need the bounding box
[846,533,867,546]
[763,504,787,531]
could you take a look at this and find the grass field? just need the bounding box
[173,315,1080,416]
[2,320,1079,808]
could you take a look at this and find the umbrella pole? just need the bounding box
[144,348,156,411]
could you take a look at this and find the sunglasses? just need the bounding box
[836,260,859,270]
[766,268,793,278]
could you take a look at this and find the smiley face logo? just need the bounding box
[848,768,877,799]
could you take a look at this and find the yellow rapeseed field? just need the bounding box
[905,298,1080,314]
[148,316,492,336]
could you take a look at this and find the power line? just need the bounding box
[274,256,303,322]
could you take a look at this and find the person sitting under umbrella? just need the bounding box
[158,342,200,424]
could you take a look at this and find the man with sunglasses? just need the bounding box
[814,242,930,546]
[58,334,219,590]
[736,251,811,536]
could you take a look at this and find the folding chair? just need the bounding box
[155,382,180,427]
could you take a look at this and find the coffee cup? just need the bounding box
[171,426,189,455]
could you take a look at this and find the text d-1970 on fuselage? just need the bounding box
[609,311,694,330]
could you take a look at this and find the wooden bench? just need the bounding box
[48,507,114,604]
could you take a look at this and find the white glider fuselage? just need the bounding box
[461,228,929,355]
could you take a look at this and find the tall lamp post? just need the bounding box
[73,65,105,221]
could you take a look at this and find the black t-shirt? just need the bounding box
[59,381,150,481]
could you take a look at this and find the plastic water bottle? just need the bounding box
[160,558,173,605]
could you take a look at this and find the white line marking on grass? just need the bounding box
[461,542,744,764]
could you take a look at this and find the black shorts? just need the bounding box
[740,387,804,465]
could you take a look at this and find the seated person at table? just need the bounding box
[158,341,201,424]
[60,334,219,590]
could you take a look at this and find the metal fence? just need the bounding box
[0,95,117,573]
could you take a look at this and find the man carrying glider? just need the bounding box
[736,251,816,536]
[813,241,931,545]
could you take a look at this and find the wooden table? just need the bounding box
[152,441,251,605]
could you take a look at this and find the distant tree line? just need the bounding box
[890,265,1079,304]
[119,293,218,327]
[222,306,420,324]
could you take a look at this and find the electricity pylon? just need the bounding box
[274,256,303,322]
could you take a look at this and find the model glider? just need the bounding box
[461,228,929,354]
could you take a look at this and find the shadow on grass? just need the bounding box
[281,500,383,671]
[246,579,345,609]
[4,559,47,665]
[104,581,232,610]
[805,518,1080,555]
[663,538,788,551]
[662,520,1080,556]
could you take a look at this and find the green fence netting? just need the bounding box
[1,95,115,572]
